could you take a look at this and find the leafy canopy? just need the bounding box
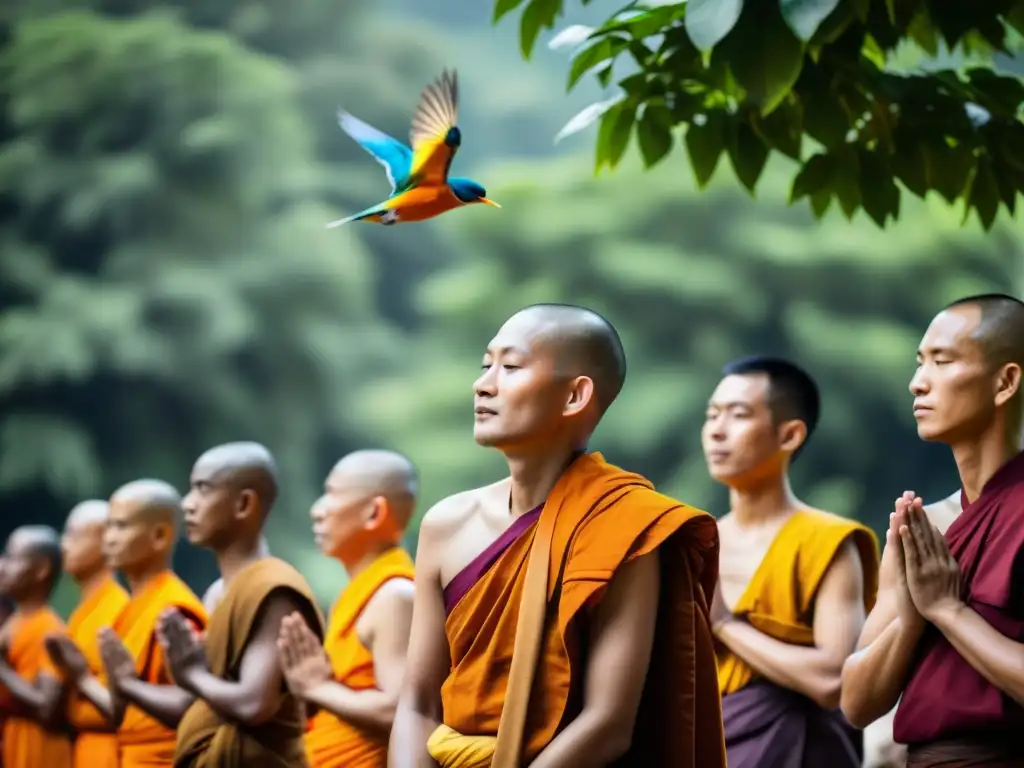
[494,0,1024,230]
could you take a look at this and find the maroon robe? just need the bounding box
[894,450,1024,764]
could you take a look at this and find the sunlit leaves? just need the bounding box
[506,0,1024,230]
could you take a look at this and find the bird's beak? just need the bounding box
[479,197,501,208]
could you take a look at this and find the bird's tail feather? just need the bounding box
[325,203,387,228]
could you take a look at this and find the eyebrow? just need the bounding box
[707,400,754,409]
[917,345,956,357]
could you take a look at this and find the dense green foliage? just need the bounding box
[0,0,1020,614]
[495,0,1024,230]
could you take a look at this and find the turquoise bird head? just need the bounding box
[450,177,500,208]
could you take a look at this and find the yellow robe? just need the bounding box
[66,574,130,768]
[717,508,880,696]
[304,548,415,768]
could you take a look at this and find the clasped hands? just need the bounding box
[891,490,964,624]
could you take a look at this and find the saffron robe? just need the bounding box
[894,450,1024,756]
[115,570,207,768]
[1,606,73,768]
[304,548,414,768]
[66,574,130,768]
[427,452,726,768]
[175,557,326,767]
[717,509,879,767]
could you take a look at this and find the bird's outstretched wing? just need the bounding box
[408,69,460,187]
[326,200,392,228]
[337,111,413,194]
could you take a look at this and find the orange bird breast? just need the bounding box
[381,185,462,223]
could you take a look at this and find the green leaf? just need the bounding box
[809,188,832,217]
[718,5,805,115]
[992,160,1019,215]
[727,120,770,194]
[752,96,803,160]
[494,0,527,24]
[801,90,850,148]
[684,0,745,51]
[999,127,1024,172]
[790,153,835,201]
[833,147,862,219]
[568,38,620,88]
[520,0,561,59]
[1007,2,1024,36]
[891,140,929,199]
[928,139,974,204]
[779,0,841,42]
[601,103,635,169]
[906,9,939,57]
[966,69,1024,117]
[636,103,674,168]
[858,149,900,227]
[685,113,727,188]
[965,155,999,230]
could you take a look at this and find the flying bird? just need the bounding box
[327,69,500,227]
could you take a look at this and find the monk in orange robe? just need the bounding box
[44,499,130,768]
[701,356,879,767]
[0,525,73,767]
[164,442,324,766]
[57,479,207,768]
[842,294,1024,767]
[390,303,726,767]
[277,449,417,767]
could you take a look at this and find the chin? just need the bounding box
[915,422,951,443]
[472,427,504,447]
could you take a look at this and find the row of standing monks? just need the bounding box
[0,296,1021,768]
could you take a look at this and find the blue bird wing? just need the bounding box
[408,69,459,187]
[337,111,413,194]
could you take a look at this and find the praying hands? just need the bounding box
[898,501,963,622]
[277,611,332,699]
[157,609,208,691]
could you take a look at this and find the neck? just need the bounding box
[728,473,800,527]
[215,536,268,590]
[951,419,1021,503]
[505,444,580,518]
[14,596,48,614]
[75,568,111,598]
[125,559,168,595]
[340,544,397,580]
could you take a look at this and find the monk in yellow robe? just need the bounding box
[161,442,324,766]
[44,499,130,768]
[0,525,73,767]
[277,449,417,767]
[390,304,726,767]
[52,479,207,768]
[702,356,879,767]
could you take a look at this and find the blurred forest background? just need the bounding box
[1,0,1022,613]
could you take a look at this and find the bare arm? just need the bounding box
[75,674,119,724]
[717,539,866,710]
[840,535,925,727]
[180,593,301,726]
[0,664,64,725]
[389,517,452,768]
[116,676,195,728]
[529,552,660,768]
[305,580,414,736]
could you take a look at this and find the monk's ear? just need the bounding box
[994,362,1022,408]
[777,419,807,455]
[563,376,595,418]
[236,489,259,520]
[365,496,387,530]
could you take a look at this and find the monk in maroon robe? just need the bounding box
[841,293,1024,767]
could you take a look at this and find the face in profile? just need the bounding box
[309,469,382,563]
[910,305,1010,443]
[104,499,167,571]
[473,313,576,451]
[181,465,240,549]
[61,517,105,581]
[702,373,797,486]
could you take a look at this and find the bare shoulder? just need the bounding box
[362,578,415,630]
[418,478,509,539]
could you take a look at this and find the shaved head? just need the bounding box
[66,499,109,528]
[111,478,183,528]
[513,303,627,413]
[6,525,62,597]
[945,293,1024,370]
[192,442,279,514]
[328,449,418,528]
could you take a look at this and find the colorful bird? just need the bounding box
[327,69,500,227]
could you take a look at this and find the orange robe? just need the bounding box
[717,508,879,696]
[304,547,415,768]
[1,607,73,768]
[66,574,130,768]
[114,570,207,768]
[175,557,326,767]
[427,451,726,767]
